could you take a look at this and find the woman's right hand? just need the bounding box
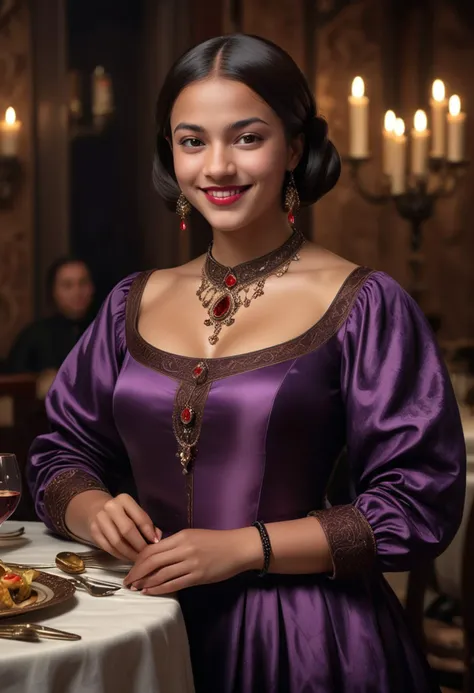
[88,493,161,562]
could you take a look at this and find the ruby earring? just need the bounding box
[284,171,300,225]
[176,192,192,231]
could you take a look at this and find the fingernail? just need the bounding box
[153,536,160,543]
[141,589,148,595]
[130,585,138,592]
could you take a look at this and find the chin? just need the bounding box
[200,207,262,233]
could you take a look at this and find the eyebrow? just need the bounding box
[173,117,269,135]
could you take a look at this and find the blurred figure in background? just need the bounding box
[7,257,95,375]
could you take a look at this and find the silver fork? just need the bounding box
[65,574,121,597]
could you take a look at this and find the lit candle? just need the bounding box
[447,95,466,163]
[411,109,429,178]
[383,110,396,177]
[430,79,447,158]
[391,117,407,195]
[0,107,21,156]
[348,76,369,158]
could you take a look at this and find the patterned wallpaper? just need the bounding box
[0,0,34,358]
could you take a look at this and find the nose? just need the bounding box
[202,143,236,180]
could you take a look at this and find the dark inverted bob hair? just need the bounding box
[153,33,341,210]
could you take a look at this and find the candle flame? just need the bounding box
[449,94,461,117]
[432,79,445,103]
[351,76,365,99]
[394,118,405,137]
[414,109,427,133]
[384,110,396,133]
[5,107,16,125]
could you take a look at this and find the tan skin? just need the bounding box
[66,76,357,595]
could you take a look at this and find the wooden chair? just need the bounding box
[405,497,474,693]
[0,374,48,521]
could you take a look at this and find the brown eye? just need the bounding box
[181,138,203,148]
[237,134,261,145]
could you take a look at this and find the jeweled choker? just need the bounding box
[196,228,306,345]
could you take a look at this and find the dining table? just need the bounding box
[0,521,195,693]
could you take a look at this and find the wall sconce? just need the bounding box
[0,107,22,209]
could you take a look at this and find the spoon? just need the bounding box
[55,552,122,594]
[55,552,86,574]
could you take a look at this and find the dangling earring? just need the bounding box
[284,171,300,225]
[176,192,192,231]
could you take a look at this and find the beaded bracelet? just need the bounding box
[252,521,272,577]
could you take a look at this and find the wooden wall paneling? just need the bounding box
[0,0,35,359]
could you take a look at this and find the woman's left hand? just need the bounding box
[123,527,260,595]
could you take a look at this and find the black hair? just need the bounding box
[45,256,91,300]
[153,33,341,210]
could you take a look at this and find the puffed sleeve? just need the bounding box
[27,273,138,537]
[311,271,466,578]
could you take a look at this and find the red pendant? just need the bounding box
[288,212,295,224]
[180,220,187,232]
[224,272,237,288]
[180,407,195,426]
[212,294,232,320]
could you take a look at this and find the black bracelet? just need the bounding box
[252,521,272,577]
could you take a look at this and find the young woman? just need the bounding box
[28,34,465,692]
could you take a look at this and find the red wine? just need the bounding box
[0,490,21,524]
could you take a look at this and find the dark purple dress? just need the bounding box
[27,267,466,693]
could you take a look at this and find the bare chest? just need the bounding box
[137,274,330,360]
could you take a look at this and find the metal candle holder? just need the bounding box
[344,155,469,304]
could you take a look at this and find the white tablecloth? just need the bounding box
[0,522,195,693]
[435,414,474,599]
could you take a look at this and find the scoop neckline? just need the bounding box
[124,265,375,382]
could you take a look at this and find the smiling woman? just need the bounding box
[27,33,465,693]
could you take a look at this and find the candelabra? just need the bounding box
[344,156,468,304]
[345,75,470,307]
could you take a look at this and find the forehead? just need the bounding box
[56,263,89,280]
[170,77,278,128]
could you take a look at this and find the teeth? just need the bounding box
[207,189,245,198]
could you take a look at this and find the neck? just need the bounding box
[210,209,294,267]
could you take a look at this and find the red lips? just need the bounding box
[202,185,252,207]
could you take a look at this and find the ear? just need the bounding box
[287,134,304,171]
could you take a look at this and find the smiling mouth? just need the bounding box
[201,185,252,206]
[202,185,252,198]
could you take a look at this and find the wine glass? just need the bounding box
[0,454,22,528]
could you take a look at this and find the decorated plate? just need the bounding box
[0,571,76,619]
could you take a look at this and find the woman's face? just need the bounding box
[169,77,301,232]
[52,262,94,319]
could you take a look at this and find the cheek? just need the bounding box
[238,146,287,185]
[173,151,200,186]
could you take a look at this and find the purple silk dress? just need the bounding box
[27,267,466,693]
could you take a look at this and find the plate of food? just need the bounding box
[0,561,75,618]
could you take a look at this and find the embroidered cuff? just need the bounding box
[43,469,109,539]
[308,505,376,579]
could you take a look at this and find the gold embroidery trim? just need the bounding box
[43,469,109,538]
[125,266,375,383]
[308,505,377,579]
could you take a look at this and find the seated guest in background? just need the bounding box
[7,257,95,375]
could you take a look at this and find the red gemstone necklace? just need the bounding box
[196,228,306,345]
